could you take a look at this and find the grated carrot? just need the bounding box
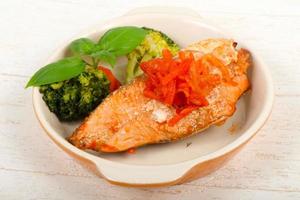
[140,49,231,126]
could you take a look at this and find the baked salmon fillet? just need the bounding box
[68,39,251,152]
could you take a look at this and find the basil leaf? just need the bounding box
[70,38,95,55]
[98,26,147,56]
[91,50,116,67]
[26,56,85,88]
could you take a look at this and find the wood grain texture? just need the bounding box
[0,0,299,199]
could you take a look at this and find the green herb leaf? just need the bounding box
[26,26,147,89]
[98,26,147,56]
[69,38,95,55]
[26,56,85,88]
[91,50,116,68]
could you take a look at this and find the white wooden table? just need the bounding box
[1,0,299,199]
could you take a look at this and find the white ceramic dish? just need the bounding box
[32,7,274,186]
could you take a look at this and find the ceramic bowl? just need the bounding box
[32,7,274,186]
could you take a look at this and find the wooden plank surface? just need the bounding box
[1,0,299,199]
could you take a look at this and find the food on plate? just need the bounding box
[26,24,251,153]
[98,66,121,92]
[68,38,251,152]
[26,26,179,121]
[26,27,149,120]
[39,66,110,121]
[126,27,180,83]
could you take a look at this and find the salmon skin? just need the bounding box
[68,39,251,152]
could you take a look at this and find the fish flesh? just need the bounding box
[68,39,251,152]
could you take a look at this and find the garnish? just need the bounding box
[26,26,147,88]
[141,49,233,125]
[98,66,120,92]
[26,57,85,88]
[125,27,180,83]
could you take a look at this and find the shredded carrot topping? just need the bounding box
[140,49,232,126]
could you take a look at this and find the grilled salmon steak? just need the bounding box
[68,39,251,152]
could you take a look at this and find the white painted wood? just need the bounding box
[0,0,299,199]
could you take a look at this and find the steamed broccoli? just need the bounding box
[126,27,180,83]
[39,66,110,121]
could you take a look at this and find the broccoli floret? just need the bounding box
[126,27,180,83]
[39,66,110,121]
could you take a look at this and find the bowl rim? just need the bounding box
[32,12,274,184]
